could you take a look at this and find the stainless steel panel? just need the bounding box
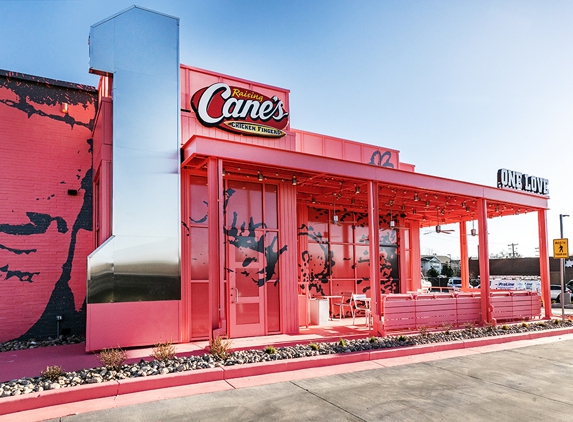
[87,6,181,303]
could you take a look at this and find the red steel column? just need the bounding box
[368,181,382,334]
[208,158,225,338]
[459,221,470,290]
[477,199,491,324]
[538,209,551,319]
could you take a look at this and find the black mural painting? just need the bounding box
[298,207,399,298]
[0,70,96,129]
[17,167,93,340]
[0,72,96,340]
[223,188,287,287]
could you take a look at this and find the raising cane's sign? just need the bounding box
[191,83,289,138]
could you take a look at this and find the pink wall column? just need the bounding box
[459,221,470,290]
[538,209,552,318]
[477,199,491,324]
[368,181,382,333]
[279,182,300,334]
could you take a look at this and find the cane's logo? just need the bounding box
[191,83,289,138]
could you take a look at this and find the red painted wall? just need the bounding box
[0,71,96,342]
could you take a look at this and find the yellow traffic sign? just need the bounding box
[554,238,569,258]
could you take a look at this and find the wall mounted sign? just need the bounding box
[191,83,289,138]
[497,168,549,196]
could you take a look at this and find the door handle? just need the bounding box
[232,287,239,303]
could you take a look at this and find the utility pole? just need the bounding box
[508,243,518,258]
[559,214,569,321]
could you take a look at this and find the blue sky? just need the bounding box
[1,0,571,258]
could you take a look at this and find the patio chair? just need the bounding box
[332,292,353,319]
[351,293,372,327]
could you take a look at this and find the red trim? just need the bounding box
[182,136,548,210]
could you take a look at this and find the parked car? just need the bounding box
[550,284,572,303]
[421,278,432,293]
[447,277,462,291]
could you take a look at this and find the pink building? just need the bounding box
[0,7,551,349]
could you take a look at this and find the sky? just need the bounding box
[1,0,571,259]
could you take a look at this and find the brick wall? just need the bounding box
[0,70,96,342]
[468,256,573,285]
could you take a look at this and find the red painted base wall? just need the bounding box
[86,301,180,352]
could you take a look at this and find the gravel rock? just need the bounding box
[1,320,572,398]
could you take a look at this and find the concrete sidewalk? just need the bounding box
[15,333,573,421]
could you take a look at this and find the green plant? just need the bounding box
[40,365,64,382]
[97,346,127,370]
[338,338,347,347]
[418,325,429,336]
[464,321,476,331]
[427,268,439,278]
[501,324,510,331]
[209,335,232,360]
[264,345,276,354]
[553,319,561,325]
[397,335,407,342]
[151,339,176,361]
[309,342,319,351]
[369,336,378,344]
[521,322,529,328]
[536,321,546,327]
[441,323,453,335]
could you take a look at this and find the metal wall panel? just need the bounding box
[87,6,180,303]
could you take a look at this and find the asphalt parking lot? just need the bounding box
[44,335,573,422]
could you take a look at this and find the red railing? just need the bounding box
[380,291,541,335]
[489,291,541,323]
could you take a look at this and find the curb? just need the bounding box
[2,327,573,416]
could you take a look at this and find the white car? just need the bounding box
[550,285,572,303]
[421,278,432,292]
[447,277,462,291]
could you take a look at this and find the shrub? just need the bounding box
[536,321,546,327]
[264,345,276,354]
[369,336,378,344]
[209,335,232,360]
[553,319,561,325]
[397,335,407,342]
[441,323,453,335]
[521,322,529,328]
[97,346,127,370]
[151,339,176,361]
[338,338,347,347]
[501,324,510,331]
[40,365,64,382]
[464,322,476,331]
[419,326,429,336]
[309,342,319,351]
